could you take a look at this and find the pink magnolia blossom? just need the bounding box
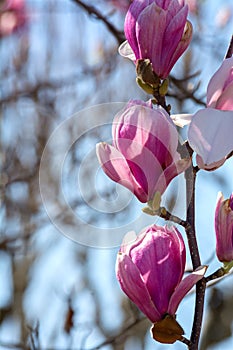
[116,225,206,323]
[119,0,193,78]
[96,101,190,203]
[187,57,233,170]
[215,192,233,262]
[0,0,27,37]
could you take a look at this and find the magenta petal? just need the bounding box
[136,3,167,77]
[113,105,178,166]
[116,252,161,322]
[165,20,192,78]
[188,108,233,167]
[163,5,188,67]
[124,0,152,59]
[129,226,186,316]
[96,142,147,202]
[215,192,233,262]
[168,266,207,315]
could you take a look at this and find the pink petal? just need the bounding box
[96,142,148,202]
[113,105,178,165]
[129,226,186,316]
[124,0,152,59]
[136,3,167,77]
[188,108,233,167]
[207,57,233,108]
[165,20,192,78]
[154,158,191,197]
[215,192,233,262]
[116,252,161,322]
[163,5,189,73]
[168,265,207,315]
[214,81,233,110]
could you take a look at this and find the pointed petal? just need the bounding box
[129,226,186,316]
[124,0,152,58]
[136,3,166,77]
[168,266,207,315]
[155,158,191,197]
[163,6,189,71]
[188,108,233,167]
[96,142,148,202]
[116,252,161,322]
[164,19,192,77]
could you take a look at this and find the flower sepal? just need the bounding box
[223,260,233,274]
[136,59,160,87]
[151,314,184,344]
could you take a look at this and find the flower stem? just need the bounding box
[189,279,206,350]
[205,267,225,283]
[185,150,206,350]
[185,162,201,269]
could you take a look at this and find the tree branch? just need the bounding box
[71,0,125,44]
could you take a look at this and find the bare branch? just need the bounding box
[71,0,125,44]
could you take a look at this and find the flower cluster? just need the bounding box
[96,0,233,345]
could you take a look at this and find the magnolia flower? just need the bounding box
[0,0,27,37]
[215,192,233,262]
[116,225,206,342]
[176,57,233,170]
[96,101,190,203]
[119,0,193,79]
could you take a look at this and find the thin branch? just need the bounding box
[205,267,225,283]
[169,77,206,106]
[85,317,146,350]
[185,157,201,269]
[184,144,206,350]
[153,207,191,229]
[189,279,206,350]
[71,0,125,44]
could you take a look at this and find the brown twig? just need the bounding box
[71,0,125,44]
[184,145,206,350]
